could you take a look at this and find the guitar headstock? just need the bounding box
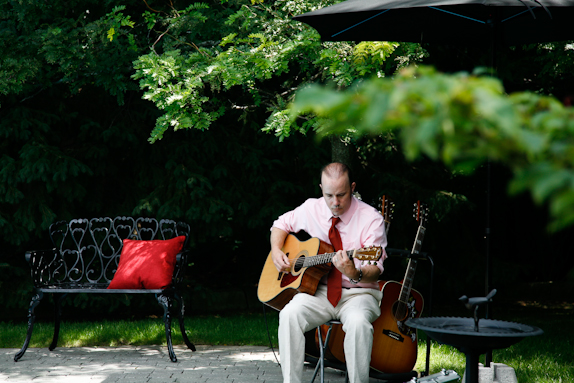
[413,201,429,228]
[354,246,383,262]
[379,195,395,225]
[411,201,429,255]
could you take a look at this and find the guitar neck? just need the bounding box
[300,249,355,268]
[399,225,426,304]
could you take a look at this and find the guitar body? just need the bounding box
[257,234,333,311]
[370,280,424,373]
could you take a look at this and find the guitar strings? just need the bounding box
[287,248,380,268]
[288,252,336,268]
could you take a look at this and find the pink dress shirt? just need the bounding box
[272,196,388,289]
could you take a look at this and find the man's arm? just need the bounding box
[270,227,291,272]
[333,251,380,283]
[353,264,381,283]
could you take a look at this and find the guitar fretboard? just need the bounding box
[399,223,426,304]
[295,250,355,269]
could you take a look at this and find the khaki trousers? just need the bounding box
[278,285,382,383]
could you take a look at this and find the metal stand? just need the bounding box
[310,320,348,383]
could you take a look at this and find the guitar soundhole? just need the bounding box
[391,301,408,322]
[293,255,305,273]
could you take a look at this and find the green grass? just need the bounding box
[0,311,279,349]
[2,308,572,382]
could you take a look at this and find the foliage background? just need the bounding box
[1,0,573,321]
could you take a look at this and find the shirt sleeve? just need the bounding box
[356,214,387,277]
[270,199,312,234]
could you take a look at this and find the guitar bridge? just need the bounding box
[382,329,404,342]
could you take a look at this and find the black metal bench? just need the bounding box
[14,216,196,363]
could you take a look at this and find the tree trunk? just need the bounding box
[329,135,352,165]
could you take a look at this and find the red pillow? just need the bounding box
[107,236,186,289]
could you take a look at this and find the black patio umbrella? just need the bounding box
[293,0,574,46]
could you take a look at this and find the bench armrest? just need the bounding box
[173,249,191,285]
[25,249,63,288]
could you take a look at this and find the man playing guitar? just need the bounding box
[270,162,388,383]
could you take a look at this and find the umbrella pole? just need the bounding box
[484,161,492,368]
[484,19,497,368]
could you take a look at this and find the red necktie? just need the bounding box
[327,217,343,307]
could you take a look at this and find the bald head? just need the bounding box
[320,162,356,217]
[320,162,352,185]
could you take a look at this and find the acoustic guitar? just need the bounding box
[257,235,383,311]
[370,201,428,373]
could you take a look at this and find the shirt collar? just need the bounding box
[326,196,358,226]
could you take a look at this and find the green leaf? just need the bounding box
[107,27,115,42]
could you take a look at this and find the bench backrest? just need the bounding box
[33,217,190,288]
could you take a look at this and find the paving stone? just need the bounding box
[0,346,287,383]
[0,346,360,383]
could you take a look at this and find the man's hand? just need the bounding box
[331,250,359,280]
[270,227,291,272]
[271,248,291,273]
[332,249,380,283]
